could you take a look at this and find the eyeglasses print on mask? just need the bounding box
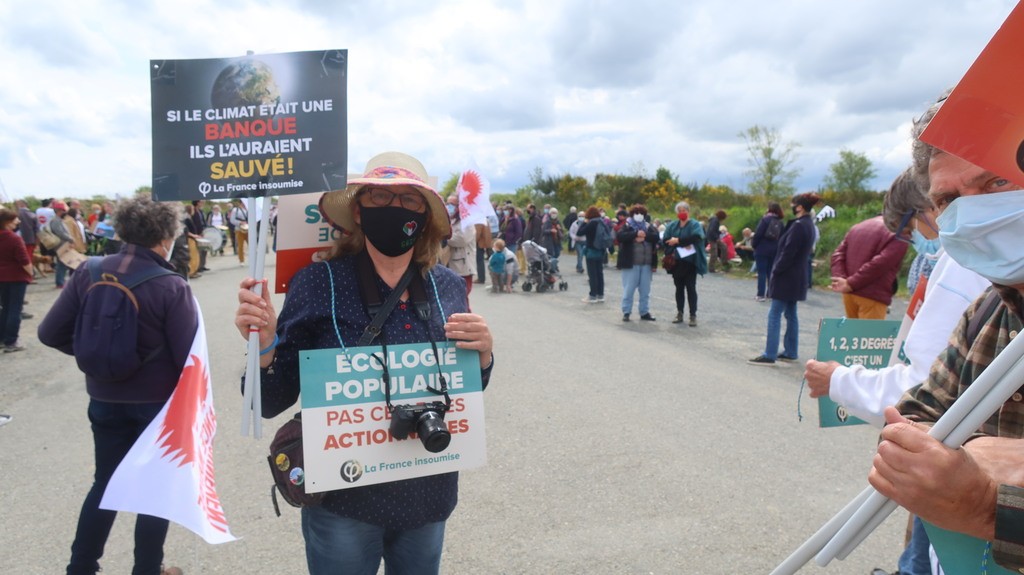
[360,187,427,212]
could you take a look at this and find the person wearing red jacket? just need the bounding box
[829,210,909,319]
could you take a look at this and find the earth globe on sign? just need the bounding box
[210,59,281,110]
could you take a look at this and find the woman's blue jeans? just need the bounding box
[621,265,652,315]
[897,516,933,575]
[67,400,169,575]
[764,298,798,360]
[55,257,69,287]
[302,506,446,575]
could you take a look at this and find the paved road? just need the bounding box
[1,251,909,574]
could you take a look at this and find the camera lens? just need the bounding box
[416,410,451,453]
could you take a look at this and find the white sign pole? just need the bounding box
[241,196,272,438]
[773,331,1024,573]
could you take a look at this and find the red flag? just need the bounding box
[457,166,497,232]
[100,305,236,544]
[919,3,1024,187]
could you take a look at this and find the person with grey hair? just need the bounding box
[866,88,1024,574]
[805,169,988,573]
[38,196,196,575]
[662,200,707,325]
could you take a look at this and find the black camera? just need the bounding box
[389,402,451,453]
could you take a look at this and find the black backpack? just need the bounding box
[591,221,613,250]
[73,257,177,381]
[764,216,784,241]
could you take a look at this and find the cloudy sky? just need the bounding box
[0,0,1016,202]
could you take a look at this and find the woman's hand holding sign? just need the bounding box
[444,313,493,369]
[235,277,279,368]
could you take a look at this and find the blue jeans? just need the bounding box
[897,516,933,575]
[302,506,446,575]
[621,266,652,315]
[755,254,774,298]
[585,255,604,298]
[764,299,798,360]
[575,242,586,272]
[55,257,69,287]
[0,281,27,346]
[67,400,169,575]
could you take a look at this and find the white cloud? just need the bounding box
[0,0,1017,200]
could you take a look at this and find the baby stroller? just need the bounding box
[520,240,568,292]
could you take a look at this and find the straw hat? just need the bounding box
[319,151,451,238]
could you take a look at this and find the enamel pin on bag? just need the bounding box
[268,413,324,515]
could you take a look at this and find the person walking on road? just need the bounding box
[663,201,706,326]
[38,197,195,575]
[575,206,607,303]
[751,202,785,301]
[0,209,33,352]
[616,204,660,321]
[749,192,821,366]
[829,209,909,320]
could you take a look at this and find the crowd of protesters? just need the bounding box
[3,163,1020,574]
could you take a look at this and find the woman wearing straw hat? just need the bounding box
[234,152,494,575]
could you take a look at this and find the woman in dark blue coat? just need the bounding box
[750,202,785,301]
[748,192,821,366]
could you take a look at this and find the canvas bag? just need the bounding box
[37,225,61,249]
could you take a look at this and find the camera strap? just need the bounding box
[355,249,422,347]
[353,250,451,412]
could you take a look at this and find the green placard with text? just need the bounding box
[815,318,902,427]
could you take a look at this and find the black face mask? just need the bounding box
[792,206,800,216]
[360,206,429,257]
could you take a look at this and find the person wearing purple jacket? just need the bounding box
[500,205,523,252]
[38,196,196,575]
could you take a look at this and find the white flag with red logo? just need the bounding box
[457,165,497,232]
[100,305,236,544]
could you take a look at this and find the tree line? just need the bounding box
[476,124,881,220]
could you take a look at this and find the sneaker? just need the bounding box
[748,355,777,366]
[672,312,684,324]
[755,296,766,302]
[622,314,630,321]
[0,414,11,427]
[777,354,798,362]
[596,296,605,303]
[161,566,183,575]
[582,296,597,303]
[640,313,656,321]
[688,316,697,327]
[4,344,26,353]
[20,312,33,320]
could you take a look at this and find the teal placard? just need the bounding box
[923,522,1016,575]
[815,318,902,428]
[299,342,482,409]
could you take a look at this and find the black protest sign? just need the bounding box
[151,50,347,201]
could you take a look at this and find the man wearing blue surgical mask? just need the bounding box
[868,89,1024,574]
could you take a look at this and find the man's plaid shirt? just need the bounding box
[898,285,1024,571]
